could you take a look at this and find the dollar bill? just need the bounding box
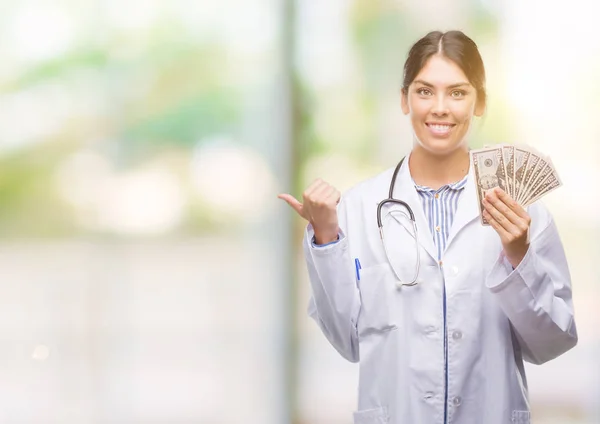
[523,171,562,207]
[471,146,508,226]
[519,160,552,205]
[513,147,531,202]
[517,154,545,204]
[502,145,515,198]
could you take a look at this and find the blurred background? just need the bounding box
[0,0,598,423]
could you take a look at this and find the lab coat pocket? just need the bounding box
[357,264,398,336]
[353,406,389,424]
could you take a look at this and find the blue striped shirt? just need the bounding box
[413,175,468,260]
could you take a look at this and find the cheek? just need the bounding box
[453,102,477,123]
[407,101,428,121]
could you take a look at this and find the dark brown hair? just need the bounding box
[402,30,486,109]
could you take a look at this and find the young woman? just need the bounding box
[278,30,577,424]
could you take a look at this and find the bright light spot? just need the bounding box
[103,0,163,31]
[502,0,600,154]
[32,345,50,361]
[8,6,75,63]
[0,83,74,152]
[98,167,187,235]
[544,161,600,225]
[192,137,276,223]
[55,150,113,209]
[56,151,187,235]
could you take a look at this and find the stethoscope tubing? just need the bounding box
[376,157,421,287]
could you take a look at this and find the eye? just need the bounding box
[416,88,432,96]
[451,90,467,98]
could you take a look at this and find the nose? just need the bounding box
[432,94,449,116]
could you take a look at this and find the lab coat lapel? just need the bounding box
[446,164,478,248]
[392,159,438,263]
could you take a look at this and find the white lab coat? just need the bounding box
[303,157,577,424]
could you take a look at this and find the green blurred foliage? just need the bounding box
[0,12,243,237]
[0,144,77,237]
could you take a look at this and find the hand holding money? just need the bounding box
[470,144,562,266]
[470,144,562,225]
[482,187,531,267]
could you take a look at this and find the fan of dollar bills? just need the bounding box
[470,145,562,226]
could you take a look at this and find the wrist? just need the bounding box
[314,227,339,245]
[504,244,529,268]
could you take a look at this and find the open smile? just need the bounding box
[426,122,456,136]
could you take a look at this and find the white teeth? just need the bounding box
[428,124,453,134]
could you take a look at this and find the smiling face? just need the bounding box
[401,54,485,156]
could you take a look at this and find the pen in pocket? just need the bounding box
[355,258,362,281]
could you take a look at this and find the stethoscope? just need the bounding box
[376,157,421,287]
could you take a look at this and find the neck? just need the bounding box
[408,145,470,190]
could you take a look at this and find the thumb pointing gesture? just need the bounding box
[277,193,305,219]
[278,179,341,245]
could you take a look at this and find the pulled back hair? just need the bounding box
[402,30,486,109]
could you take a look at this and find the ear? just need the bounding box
[401,88,410,115]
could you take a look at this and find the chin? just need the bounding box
[416,137,465,156]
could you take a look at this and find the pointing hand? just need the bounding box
[278,179,341,244]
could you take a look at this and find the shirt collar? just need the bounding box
[413,173,469,194]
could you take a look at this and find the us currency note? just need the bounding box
[471,146,508,225]
[517,153,545,204]
[513,147,531,201]
[523,172,562,207]
[502,145,515,198]
[520,160,551,205]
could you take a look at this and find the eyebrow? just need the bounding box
[413,79,470,89]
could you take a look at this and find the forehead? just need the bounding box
[413,54,470,87]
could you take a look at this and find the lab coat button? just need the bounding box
[423,391,434,400]
[450,265,459,276]
[453,396,462,406]
[452,330,462,340]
